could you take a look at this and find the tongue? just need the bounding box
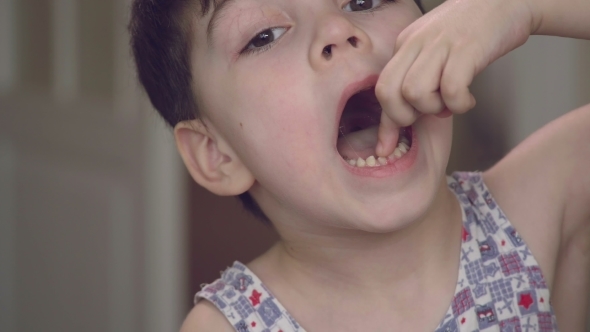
[337,125,379,159]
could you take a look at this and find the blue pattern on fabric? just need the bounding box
[195,172,558,331]
[434,173,559,331]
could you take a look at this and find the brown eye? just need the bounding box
[344,0,383,12]
[251,30,274,48]
[351,0,372,11]
[243,28,288,52]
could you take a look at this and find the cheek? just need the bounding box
[221,63,327,179]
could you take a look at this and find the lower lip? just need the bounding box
[341,127,419,178]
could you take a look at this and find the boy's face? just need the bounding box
[190,0,453,232]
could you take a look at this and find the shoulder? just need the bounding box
[482,103,590,287]
[180,300,235,332]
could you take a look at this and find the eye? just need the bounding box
[242,27,288,53]
[343,0,384,12]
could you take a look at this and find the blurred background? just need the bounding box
[0,0,588,331]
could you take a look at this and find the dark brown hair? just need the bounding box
[129,0,423,224]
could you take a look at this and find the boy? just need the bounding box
[130,0,590,330]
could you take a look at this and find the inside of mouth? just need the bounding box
[337,88,412,166]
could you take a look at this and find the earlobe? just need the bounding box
[174,120,255,196]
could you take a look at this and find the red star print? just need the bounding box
[251,321,256,327]
[540,297,544,303]
[461,317,466,324]
[250,289,262,306]
[501,240,506,246]
[461,227,470,242]
[518,293,534,309]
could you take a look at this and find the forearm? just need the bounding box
[529,0,590,39]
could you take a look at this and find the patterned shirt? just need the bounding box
[196,172,558,331]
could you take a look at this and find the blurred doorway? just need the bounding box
[0,1,186,331]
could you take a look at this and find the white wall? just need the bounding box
[483,36,590,147]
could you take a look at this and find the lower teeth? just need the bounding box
[345,139,411,168]
[338,126,412,168]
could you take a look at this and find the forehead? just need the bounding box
[194,0,424,31]
[198,0,425,14]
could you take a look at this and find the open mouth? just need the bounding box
[336,87,413,168]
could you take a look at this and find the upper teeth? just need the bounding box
[345,139,410,168]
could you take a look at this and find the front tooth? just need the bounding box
[348,159,357,166]
[366,156,376,167]
[378,157,388,165]
[400,142,410,151]
[356,157,366,167]
[400,137,410,145]
[398,144,408,153]
[393,148,403,158]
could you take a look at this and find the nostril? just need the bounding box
[348,37,358,48]
[322,45,333,59]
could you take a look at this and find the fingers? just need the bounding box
[375,43,421,157]
[435,108,453,118]
[376,116,400,158]
[380,45,477,122]
[400,45,477,115]
[376,33,479,158]
[401,45,449,115]
[440,50,477,113]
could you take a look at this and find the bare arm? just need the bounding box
[375,0,589,157]
[484,103,590,330]
[531,0,590,39]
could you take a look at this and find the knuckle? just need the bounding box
[375,82,388,101]
[401,82,423,103]
[449,97,471,114]
[457,98,474,114]
[423,98,444,114]
[395,35,407,50]
[442,81,461,99]
[396,109,418,127]
[375,82,392,104]
[397,29,413,46]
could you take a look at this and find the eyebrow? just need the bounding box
[206,0,238,44]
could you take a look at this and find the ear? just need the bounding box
[174,120,255,196]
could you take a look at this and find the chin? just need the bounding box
[341,169,443,234]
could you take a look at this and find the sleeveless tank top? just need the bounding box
[195,172,559,331]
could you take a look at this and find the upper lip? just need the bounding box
[335,74,380,139]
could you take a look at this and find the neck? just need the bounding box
[257,178,462,297]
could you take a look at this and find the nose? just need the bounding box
[309,13,372,71]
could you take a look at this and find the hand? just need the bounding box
[375,0,536,157]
